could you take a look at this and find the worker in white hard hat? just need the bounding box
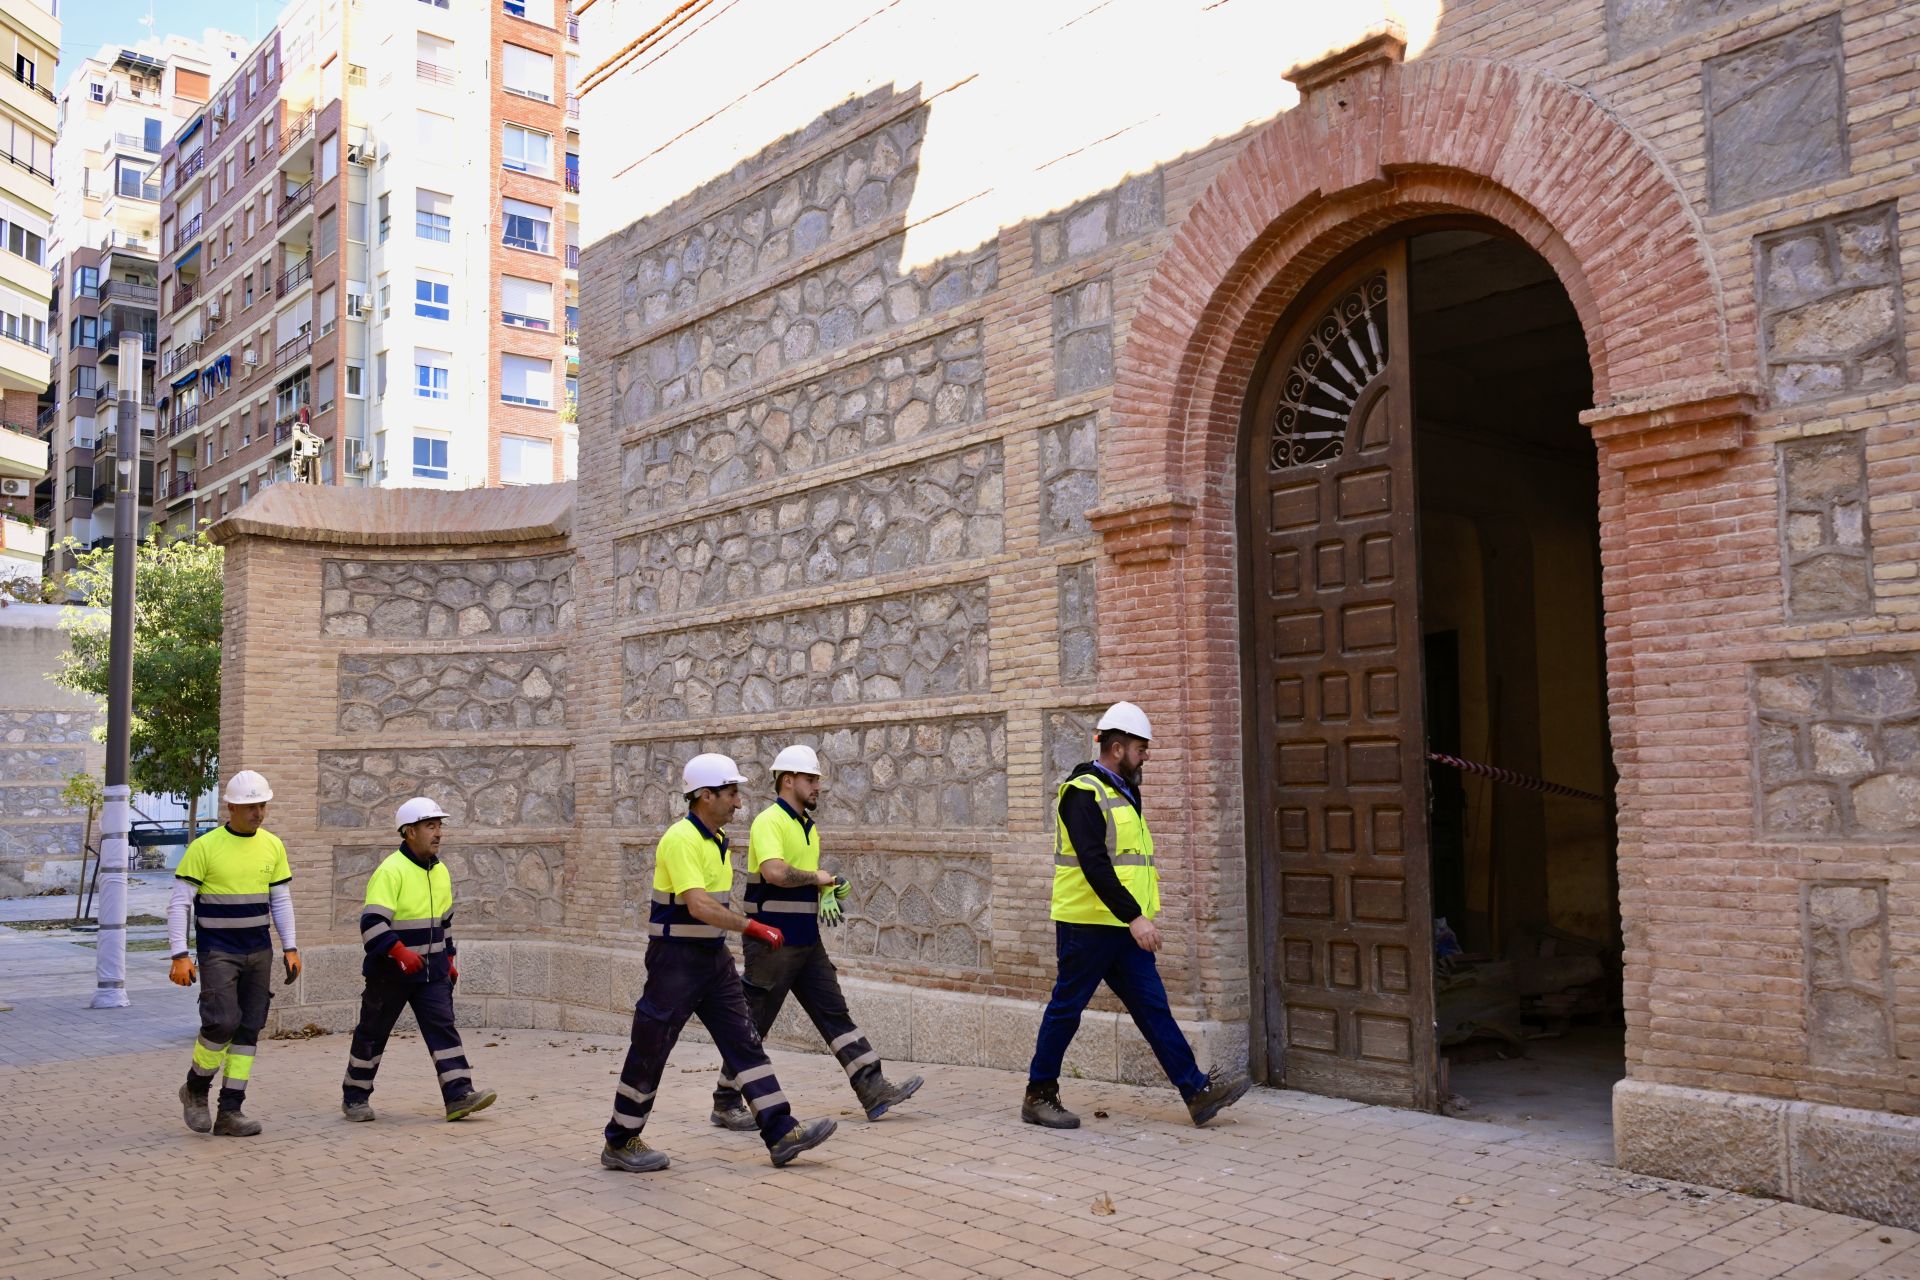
[167,770,299,1136]
[600,753,838,1173]
[1023,702,1252,1130]
[709,744,922,1131]
[339,797,496,1123]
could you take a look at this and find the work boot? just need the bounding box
[445,1087,497,1121]
[179,1083,212,1134]
[709,1100,756,1132]
[1186,1071,1252,1127]
[854,1073,924,1121]
[212,1108,262,1137]
[1021,1081,1080,1129]
[768,1117,837,1168]
[600,1134,670,1173]
[341,1099,376,1122]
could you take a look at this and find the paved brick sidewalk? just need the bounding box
[1,1009,1915,1280]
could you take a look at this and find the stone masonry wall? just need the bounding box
[0,614,105,894]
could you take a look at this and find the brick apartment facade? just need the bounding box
[214,0,1920,1226]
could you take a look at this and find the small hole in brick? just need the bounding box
[1336,99,1348,108]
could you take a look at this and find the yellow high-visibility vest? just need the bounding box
[1050,771,1158,925]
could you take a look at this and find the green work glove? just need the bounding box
[818,888,844,928]
[829,874,850,901]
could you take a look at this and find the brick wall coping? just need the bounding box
[207,482,575,547]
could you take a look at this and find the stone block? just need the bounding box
[338,650,568,734]
[1779,434,1873,618]
[1613,1080,1788,1198]
[453,996,488,1029]
[295,943,366,1005]
[485,999,534,1029]
[322,554,573,639]
[1758,204,1904,407]
[456,941,512,997]
[561,1005,632,1037]
[982,997,1041,1074]
[317,749,574,831]
[910,987,985,1067]
[1705,18,1846,211]
[843,977,912,1062]
[1788,1102,1920,1230]
[532,1001,564,1031]
[1058,561,1096,684]
[612,950,648,1009]
[274,999,360,1036]
[1607,0,1768,56]
[1062,1008,1118,1083]
[555,945,615,1011]
[511,942,555,1000]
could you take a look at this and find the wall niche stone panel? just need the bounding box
[1705,17,1847,212]
[1779,434,1872,619]
[1052,275,1114,396]
[321,554,574,639]
[1754,656,1920,838]
[621,323,986,517]
[338,651,569,733]
[1039,415,1098,543]
[621,109,927,340]
[615,443,1004,616]
[613,716,1006,831]
[1032,173,1163,273]
[835,850,992,970]
[1606,0,1770,56]
[623,582,989,723]
[1801,880,1894,1066]
[0,747,85,783]
[331,843,566,929]
[0,710,96,744]
[1043,707,1103,811]
[0,786,81,819]
[615,235,998,427]
[317,747,574,830]
[0,821,84,859]
[1058,563,1097,684]
[1758,203,1904,406]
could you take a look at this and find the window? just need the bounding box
[416,188,451,241]
[243,272,254,308]
[376,350,388,398]
[320,133,339,184]
[415,350,450,401]
[347,65,367,87]
[416,110,455,155]
[420,0,451,6]
[502,44,553,101]
[500,275,552,329]
[500,353,553,408]
[412,435,449,480]
[89,82,106,103]
[239,481,249,505]
[504,0,553,20]
[15,56,35,88]
[224,156,235,190]
[266,50,277,81]
[70,317,98,349]
[0,216,46,266]
[145,117,163,152]
[415,275,450,321]
[346,360,365,398]
[315,362,336,416]
[502,124,551,175]
[377,275,392,318]
[317,208,337,261]
[75,266,99,298]
[317,286,336,337]
[115,160,148,198]
[501,434,554,485]
[377,193,390,243]
[244,137,255,171]
[347,197,367,244]
[502,198,550,253]
[246,68,258,101]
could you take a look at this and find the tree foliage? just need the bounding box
[54,532,223,830]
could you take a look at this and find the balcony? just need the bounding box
[565,170,580,195]
[279,109,315,158]
[275,256,313,296]
[174,147,207,192]
[567,95,579,121]
[113,131,158,154]
[417,60,453,86]
[568,17,580,42]
[172,212,203,253]
[277,181,315,227]
[99,281,159,309]
[34,404,56,433]
[565,327,579,347]
[98,330,158,360]
[167,405,200,437]
[565,245,580,270]
[9,64,53,106]
[1,518,48,564]
[273,331,313,372]
[170,279,199,313]
[162,340,204,378]
[161,472,195,503]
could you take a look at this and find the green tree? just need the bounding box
[53,531,224,838]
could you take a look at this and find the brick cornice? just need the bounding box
[1087,491,1197,567]
[1581,381,1760,485]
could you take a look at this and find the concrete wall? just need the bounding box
[0,605,102,895]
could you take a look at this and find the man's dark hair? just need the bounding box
[1097,729,1142,751]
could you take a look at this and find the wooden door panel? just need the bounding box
[1245,246,1436,1110]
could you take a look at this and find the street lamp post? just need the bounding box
[91,331,143,1009]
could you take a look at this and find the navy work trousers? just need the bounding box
[711,938,882,1113]
[604,939,798,1148]
[1028,920,1209,1098]
[342,974,476,1105]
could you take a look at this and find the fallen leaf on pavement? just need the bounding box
[1091,1193,1115,1216]
[1454,1196,1474,1205]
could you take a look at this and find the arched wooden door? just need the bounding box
[1242,243,1436,1110]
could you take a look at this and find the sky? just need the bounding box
[54,1,270,96]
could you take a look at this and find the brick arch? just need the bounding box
[1107,54,1732,503]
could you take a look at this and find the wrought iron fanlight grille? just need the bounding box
[1270,270,1389,469]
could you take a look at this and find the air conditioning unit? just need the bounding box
[243,349,259,367]
[345,440,370,472]
[0,478,31,498]
[346,292,368,319]
[347,143,374,166]
[206,299,223,321]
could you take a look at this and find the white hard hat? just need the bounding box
[682,753,749,793]
[1096,701,1153,741]
[770,744,822,777]
[395,796,451,831]
[223,770,273,804]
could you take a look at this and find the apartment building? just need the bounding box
[41,33,248,577]
[0,0,58,583]
[155,0,581,536]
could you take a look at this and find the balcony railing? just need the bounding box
[162,340,204,377]
[568,17,580,42]
[113,131,158,153]
[277,180,315,226]
[171,279,199,311]
[565,170,580,194]
[100,329,158,355]
[567,95,579,120]
[100,281,159,308]
[35,405,56,432]
[167,405,200,436]
[279,109,314,156]
[11,65,53,104]
[161,472,196,501]
[273,414,302,443]
[564,327,579,347]
[565,245,580,270]
[175,147,207,190]
[173,212,203,252]
[273,331,313,372]
[417,60,454,86]
[275,256,313,295]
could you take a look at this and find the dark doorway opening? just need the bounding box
[1408,228,1621,1160]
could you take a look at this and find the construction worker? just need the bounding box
[167,770,299,1137]
[600,753,838,1173]
[1023,701,1253,1129]
[340,797,496,1123]
[709,745,922,1131]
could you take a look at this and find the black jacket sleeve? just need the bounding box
[1059,787,1143,924]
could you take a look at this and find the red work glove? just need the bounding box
[449,959,459,985]
[390,943,425,975]
[743,920,784,949]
